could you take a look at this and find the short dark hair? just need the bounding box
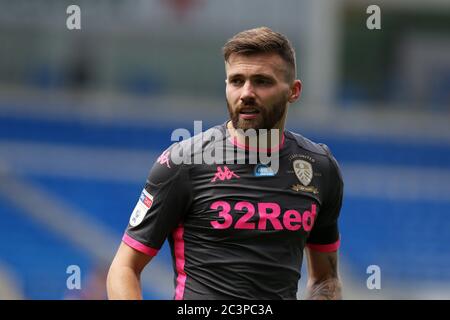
[222,27,297,82]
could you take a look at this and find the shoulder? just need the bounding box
[285,130,332,157]
[285,130,343,182]
[152,123,225,170]
[171,123,226,162]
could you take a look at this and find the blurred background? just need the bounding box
[0,0,449,299]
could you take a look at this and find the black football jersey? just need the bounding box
[123,122,343,300]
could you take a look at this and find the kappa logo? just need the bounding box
[211,166,240,182]
[293,159,313,186]
[157,150,171,168]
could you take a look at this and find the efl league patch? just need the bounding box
[254,164,275,177]
[129,189,153,227]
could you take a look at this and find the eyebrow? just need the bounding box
[227,73,275,80]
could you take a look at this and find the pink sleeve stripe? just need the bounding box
[306,239,340,252]
[122,233,159,257]
[173,225,186,300]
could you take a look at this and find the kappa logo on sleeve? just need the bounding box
[157,150,171,168]
[129,189,154,227]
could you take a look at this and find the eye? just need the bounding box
[229,78,244,86]
[255,78,273,86]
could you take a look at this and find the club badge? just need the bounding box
[293,159,313,186]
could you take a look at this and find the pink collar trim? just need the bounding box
[228,133,285,152]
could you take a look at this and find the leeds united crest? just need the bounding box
[293,159,313,186]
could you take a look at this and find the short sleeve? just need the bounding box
[122,144,192,256]
[306,145,344,252]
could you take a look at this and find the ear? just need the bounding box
[288,80,302,103]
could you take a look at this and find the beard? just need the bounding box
[227,95,288,133]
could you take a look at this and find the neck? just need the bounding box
[226,121,285,151]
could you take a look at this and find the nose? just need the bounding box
[240,81,256,104]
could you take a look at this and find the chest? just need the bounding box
[184,159,326,240]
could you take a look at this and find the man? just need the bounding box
[107,27,343,300]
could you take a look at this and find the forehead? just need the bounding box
[225,52,287,78]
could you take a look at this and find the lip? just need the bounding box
[240,107,259,113]
[239,113,259,120]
